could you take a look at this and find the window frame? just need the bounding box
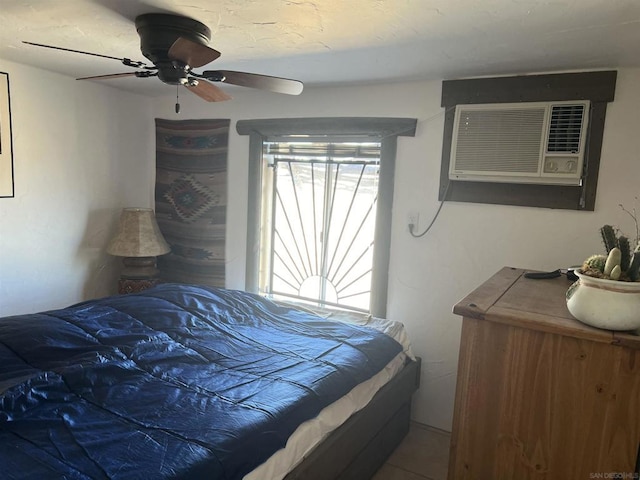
[236,117,417,317]
[439,70,617,211]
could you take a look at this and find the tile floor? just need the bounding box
[372,422,450,480]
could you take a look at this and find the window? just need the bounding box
[261,139,381,312]
[236,118,417,316]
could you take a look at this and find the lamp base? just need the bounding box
[118,277,160,295]
[117,256,161,294]
[120,256,160,279]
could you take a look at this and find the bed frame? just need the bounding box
[285,357,421,480]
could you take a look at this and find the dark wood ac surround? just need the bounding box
[439,70,617,211]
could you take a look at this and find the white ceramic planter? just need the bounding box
[566,271,640,331]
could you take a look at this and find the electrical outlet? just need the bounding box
[407,212,419,232]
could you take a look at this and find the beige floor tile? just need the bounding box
[385,423,450,480]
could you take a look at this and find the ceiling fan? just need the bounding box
[24,13,304,105]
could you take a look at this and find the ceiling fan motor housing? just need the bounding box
[135,14,211,85]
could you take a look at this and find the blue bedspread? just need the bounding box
[0,284,402,479]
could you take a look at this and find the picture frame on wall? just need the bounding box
[0,71,14,198]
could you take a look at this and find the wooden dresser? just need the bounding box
[448,267,640,479]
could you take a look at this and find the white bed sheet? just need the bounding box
[245,310,415,480]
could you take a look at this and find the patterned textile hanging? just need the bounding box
[155,118,229,287]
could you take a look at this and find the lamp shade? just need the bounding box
[106,208,170,257]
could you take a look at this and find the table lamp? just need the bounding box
[107,207,171,294]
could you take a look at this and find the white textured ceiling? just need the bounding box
[1,0,639,98]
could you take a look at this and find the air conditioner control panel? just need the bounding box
[543,156,579,174]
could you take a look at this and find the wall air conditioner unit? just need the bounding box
[449,101,590,185]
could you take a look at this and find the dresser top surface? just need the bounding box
[453,266,640,347]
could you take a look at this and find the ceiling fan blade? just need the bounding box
[203,70,303,95]
[185,79,232,102]
[168,37,221,68]
[23,41,148,68]
[76,72,139,81]
[92,0,168,23]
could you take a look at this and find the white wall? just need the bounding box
[153,69,640,431]
[0,59,154,316]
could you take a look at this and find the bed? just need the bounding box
[0,283,420,479]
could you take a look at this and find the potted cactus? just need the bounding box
[567,216,640,331]
[580,224,640,281]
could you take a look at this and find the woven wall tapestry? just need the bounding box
[155,118,229,287]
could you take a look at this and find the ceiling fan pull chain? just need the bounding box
[175,85,181,114]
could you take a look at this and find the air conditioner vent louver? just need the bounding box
[547,104,585,153]
[449,101,589,186]
[454,108,545,173]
